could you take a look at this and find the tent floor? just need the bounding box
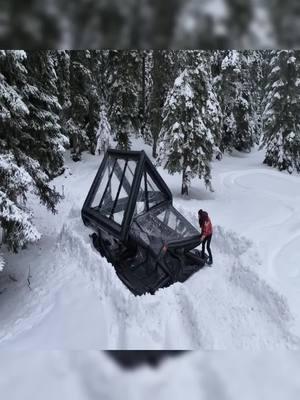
[92,232,206,296]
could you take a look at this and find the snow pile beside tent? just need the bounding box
[56,205,298,349]
[1,149,299,349]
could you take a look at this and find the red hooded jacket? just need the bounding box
[199,212,213,237]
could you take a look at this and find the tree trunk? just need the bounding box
[72,134,81,162]
[141,52,146,138]
[181,168,189,196]
[152,138,157,158]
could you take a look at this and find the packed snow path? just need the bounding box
[0,146,299,349]
[216,165,300,335]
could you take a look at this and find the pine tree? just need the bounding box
[0,50,61,252]
[68,50,93,161]
[218,50,259,153]
[86,51,105,155]
[106,50,142,150]
[262,50,300,173]
[139,50,153,143]
[235,51,263,151]
[149,50,178,157]
[234,85,256,152]
[157,66,215,195]
[95,106,113,154]
[225,0,254,46]
[270,0,300,48]
[3,0,61,48]
[218,50,241,152]
[200,51,223,157]
[0,154,41,251]
[173,0,257,49]
[246,50,265,145]
[56,50,71,143]
[24,51,68,178]
[147,0,184,48]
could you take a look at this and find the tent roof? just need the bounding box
[82,149,173,241]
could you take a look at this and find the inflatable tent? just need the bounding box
[82,149,205,295]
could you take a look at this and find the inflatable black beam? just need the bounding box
[82,150,205,295]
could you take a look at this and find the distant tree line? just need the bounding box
[1,49,300,262]
[2,0,300,49]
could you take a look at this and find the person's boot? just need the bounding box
[207,257,213,266]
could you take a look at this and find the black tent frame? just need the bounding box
[82,150,173,240]
[82,149,206,295]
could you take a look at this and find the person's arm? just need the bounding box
[200,221,208,242]
[200,227,205,242]
[199,219,204,242]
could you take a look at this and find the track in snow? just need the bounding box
[219,168,300,294]
[53,209,299,349]
[1,150,300,349]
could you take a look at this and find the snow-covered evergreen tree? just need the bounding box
[0,50,61,252]
[200,51,223,157]
[270,0,300,48]
[236,51,264,151]
[0,154,41,251]
[55,50,71,142]
[0,51,40,251]
[218,50,259,153]
[262,50,300,173]
[246,50,265,144]
[24,51,68,178]
[87,51,106,155]
[96,107,113,154]
[139,50,153,144]
[157,66,215,195]
[234,85,256,152]
[149,50,179,157]
[173,0,257,49]
[68,50,93,161]
[106,50,142,150]
[219,50,241,152]
[225,0,254,46]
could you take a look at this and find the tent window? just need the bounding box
[146,172,167,209]
[91,155,137,225]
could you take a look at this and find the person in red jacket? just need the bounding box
[198,209,213,265]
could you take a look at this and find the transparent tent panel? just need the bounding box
[133,171,168,218]
[131,203,199,246]
[146,173,167,209]
[134,173,147,217]
[91,157,113,209]
[82,149,205,295]
[91,156,137,226]
[156,208,194,238]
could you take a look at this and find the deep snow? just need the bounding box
[0,141,300,349]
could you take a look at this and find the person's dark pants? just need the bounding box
[201,234,213,263]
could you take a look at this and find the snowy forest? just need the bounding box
[1,0,300,49]
[1,49,300,267]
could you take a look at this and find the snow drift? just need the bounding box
[55,205,299,349]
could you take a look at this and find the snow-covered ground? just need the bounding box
[0,351,300,400]
[0,141,300,349]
